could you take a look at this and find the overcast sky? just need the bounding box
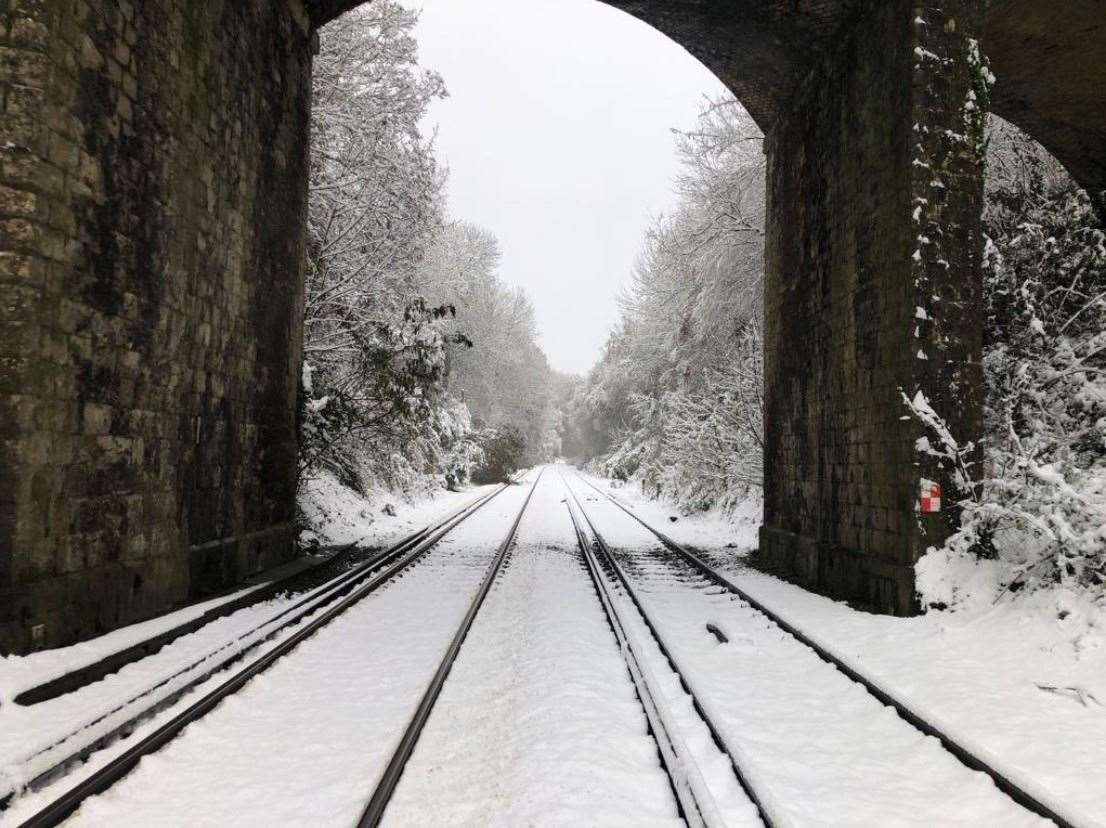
[400,0,729,375]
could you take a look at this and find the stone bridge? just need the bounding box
[0,0,1103,652]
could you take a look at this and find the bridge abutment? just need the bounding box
[1,0,1096,652]
[0,0,314,653]
[760,1,986,614]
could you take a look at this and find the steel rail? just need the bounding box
[15,478,525,710]
[15,543,358,707]
[574,473,1082,828]
[358,467,545,827]
[14,480,515,828]
[564,477,778,828]
[6,527,427,800]
[1,484,507,813]
[566,494,727,828]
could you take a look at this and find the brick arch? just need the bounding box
[309,0,1105,614]
[310,0,1106,212]
[307,0,856,130]
[2,0,1104,653]
[987,0,1106,218]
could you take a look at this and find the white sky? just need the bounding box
[401,0,729,375]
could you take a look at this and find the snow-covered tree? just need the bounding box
[301,4,474,494]
[578,97,767,512]
[419,221,558,473]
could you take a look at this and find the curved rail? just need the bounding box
[357,468,545,826]
[573,473,1081,828]
[13,481,515,828]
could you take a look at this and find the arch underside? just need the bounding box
[307,0,1106,209]
[986,0,1106,213]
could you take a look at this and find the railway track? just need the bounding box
[5,466,1086,826]
[365,465,694,827]
[566,471,1081,828]
[358,466,544,826]
[4,477,523,828]
[564,480,768,828]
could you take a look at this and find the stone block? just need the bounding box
[1,0,309,652]
[759,0,984,615]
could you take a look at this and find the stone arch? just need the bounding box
[1,0,1103,652]
[311,0,1106,213]
[307,0,1103,611]
[986,0,1106,219]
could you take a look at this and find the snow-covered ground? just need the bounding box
[6,478,538,827]
[0,585,261,708]
[385,469,683,826]
[0,478,496,822]
[299,469,485,550]
[565,474,1047,826]
[564,478,762,827]
[4,466,1101,826]
[0,474,485,709]
[578,470,1106,825]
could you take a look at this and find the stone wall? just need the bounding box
[0,0,313,653]
[759,0,986,613]
[0,0,1032,650]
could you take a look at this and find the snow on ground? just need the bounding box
[594,474,762,554]
[0,588,324,800]
[385,469,682,827]
[564,473,1047,826]
[707,570,1106,825]
[579,469,1106,825]
[565,487,761,825]
[6,465,1100,825]
[0,585,260,706]
[0,474,485,708]
[15,481,535,827]
[0,478,497,821]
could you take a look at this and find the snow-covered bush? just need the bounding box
[590,321,762,511]
[471,425,526,484]
[913,118,1106,611]
[650,322,763,510]
[299,300,471,480]
[301,5,480,495]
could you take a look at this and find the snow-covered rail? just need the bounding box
[11,546,361,709]
[357,467,545,826]
[564,480,767,828]
[5,481,515,828]
[570,470,1079,826]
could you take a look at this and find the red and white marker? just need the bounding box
[918,479,942,513]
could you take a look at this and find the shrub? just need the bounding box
[911,120,1106,609]
[471,426,526,484]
